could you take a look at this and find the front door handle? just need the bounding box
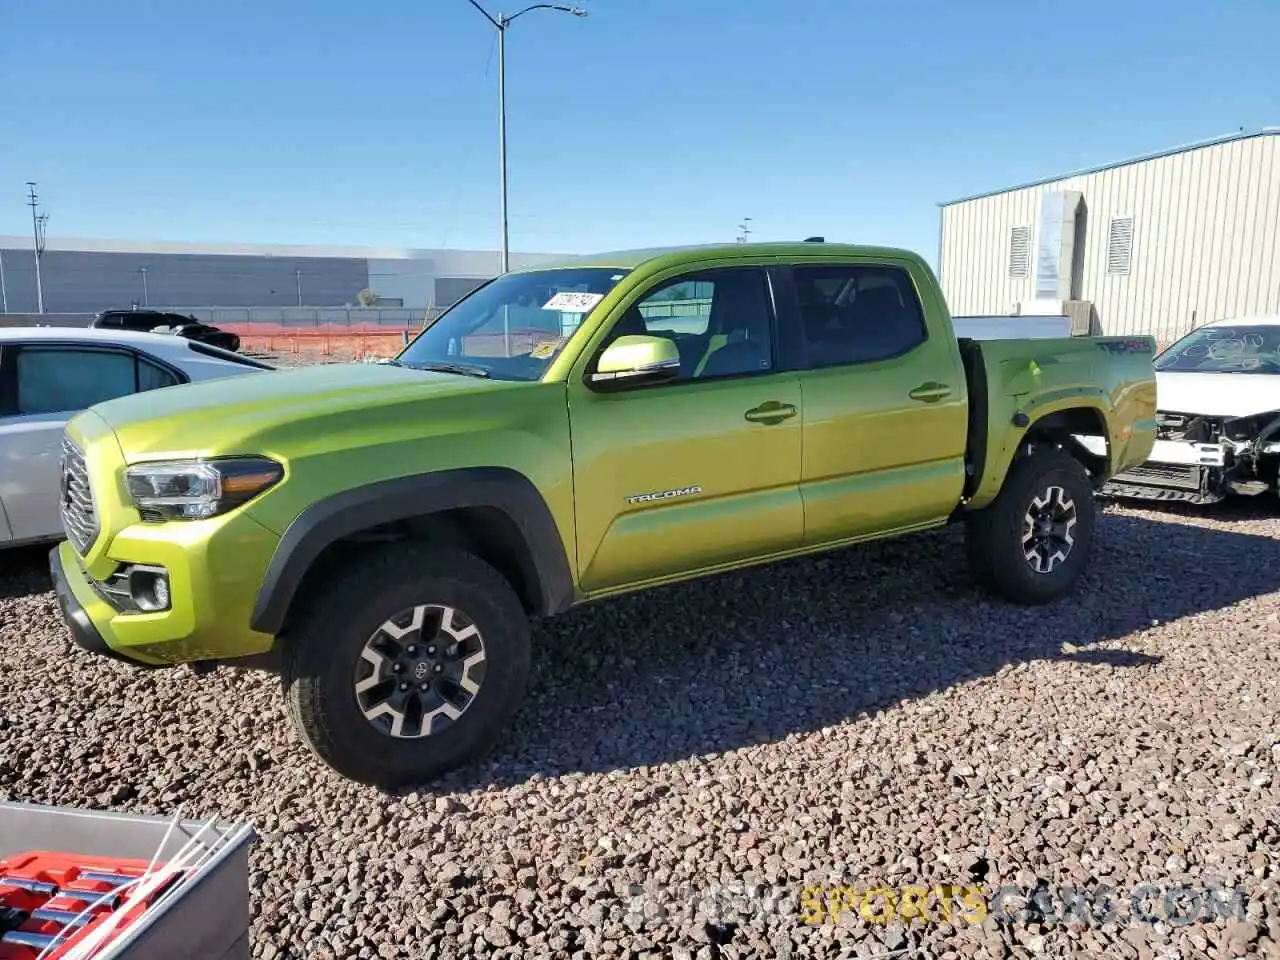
[908,381,952,403]
[744,400,798,425]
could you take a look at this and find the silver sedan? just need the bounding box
[0,326,273,548]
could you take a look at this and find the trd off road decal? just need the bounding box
[1096,338,1154,354]
[625,485,702,505]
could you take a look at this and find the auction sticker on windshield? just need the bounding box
[530,337,567,359]
[542,291,605,313]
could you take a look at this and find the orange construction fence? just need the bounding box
[219,323,417,361]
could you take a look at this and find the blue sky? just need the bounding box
[1,0,1277,266]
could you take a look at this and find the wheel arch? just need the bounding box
[969,399,1112,510]
[1022,405,1110,477]
[250,467,575,636]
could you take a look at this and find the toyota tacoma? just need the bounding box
[49,241,1158,787]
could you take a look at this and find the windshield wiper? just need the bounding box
[403,360,491,378]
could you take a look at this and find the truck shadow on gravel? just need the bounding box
[444,504,1280,790]
[1,508,1276,793]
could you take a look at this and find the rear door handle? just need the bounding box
[908,381,952,403]
[744,401,798,425]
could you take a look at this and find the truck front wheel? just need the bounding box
[964,446,1097,605]
[281,543,532,788]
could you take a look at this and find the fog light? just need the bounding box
[152,575,170,610]
[128,566,171,612]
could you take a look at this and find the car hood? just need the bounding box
[82,361,531,458]
[1155,371,1280,418]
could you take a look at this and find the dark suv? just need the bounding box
[90,310,240,352]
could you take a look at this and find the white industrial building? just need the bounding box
[937,127,1280,344]
[0,235,563,316]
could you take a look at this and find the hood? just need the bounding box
[1155,371,1280,418]
[82,361,528,457]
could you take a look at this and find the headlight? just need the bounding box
[125,457,284,521]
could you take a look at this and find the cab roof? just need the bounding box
[519,240,927,273]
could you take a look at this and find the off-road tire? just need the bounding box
[281,542,532,788]
[964,445,1097,605]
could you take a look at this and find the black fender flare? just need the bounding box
[249,466,575,635]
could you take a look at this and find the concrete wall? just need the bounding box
[938,130,1280,342]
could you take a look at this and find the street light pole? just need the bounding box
[465,1,587,274]
[497,19,508,274]
[139,267,149,307]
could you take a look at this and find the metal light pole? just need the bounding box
[0,250,7,314]
[465,1,587,274]
[139,267,149,306]
[26,182,48,313]
[295,268,303,306]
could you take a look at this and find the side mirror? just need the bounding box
[589,335,681,390]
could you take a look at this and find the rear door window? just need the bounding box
[12,346,183,415]
[793,264,929,367]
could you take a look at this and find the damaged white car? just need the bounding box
[1092,315,1280,505]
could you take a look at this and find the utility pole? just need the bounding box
[736,217,753,244]
[465,1,588,274]
[295,268,303,307]
[26,182,49,313]
[0,250,7,313]
[138,267,149,306]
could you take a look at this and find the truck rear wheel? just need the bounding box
[281,543,532,788]
[964,445,1097,605]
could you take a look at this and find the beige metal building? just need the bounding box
[937,127,1280,345]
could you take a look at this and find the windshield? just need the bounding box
[396,267,630,380]
[1154,324,1280,374]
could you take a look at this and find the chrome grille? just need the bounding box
[60,435,99,554]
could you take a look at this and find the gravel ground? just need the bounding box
[2,497,1278,959]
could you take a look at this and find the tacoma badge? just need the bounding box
[625,485,702,505]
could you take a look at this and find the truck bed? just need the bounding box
[957,334,1159,510]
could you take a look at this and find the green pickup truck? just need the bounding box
[49,241,1158,787]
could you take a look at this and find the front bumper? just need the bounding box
[49,521,281,668]
[1103,438,1272,504]
[49,544,162,668]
